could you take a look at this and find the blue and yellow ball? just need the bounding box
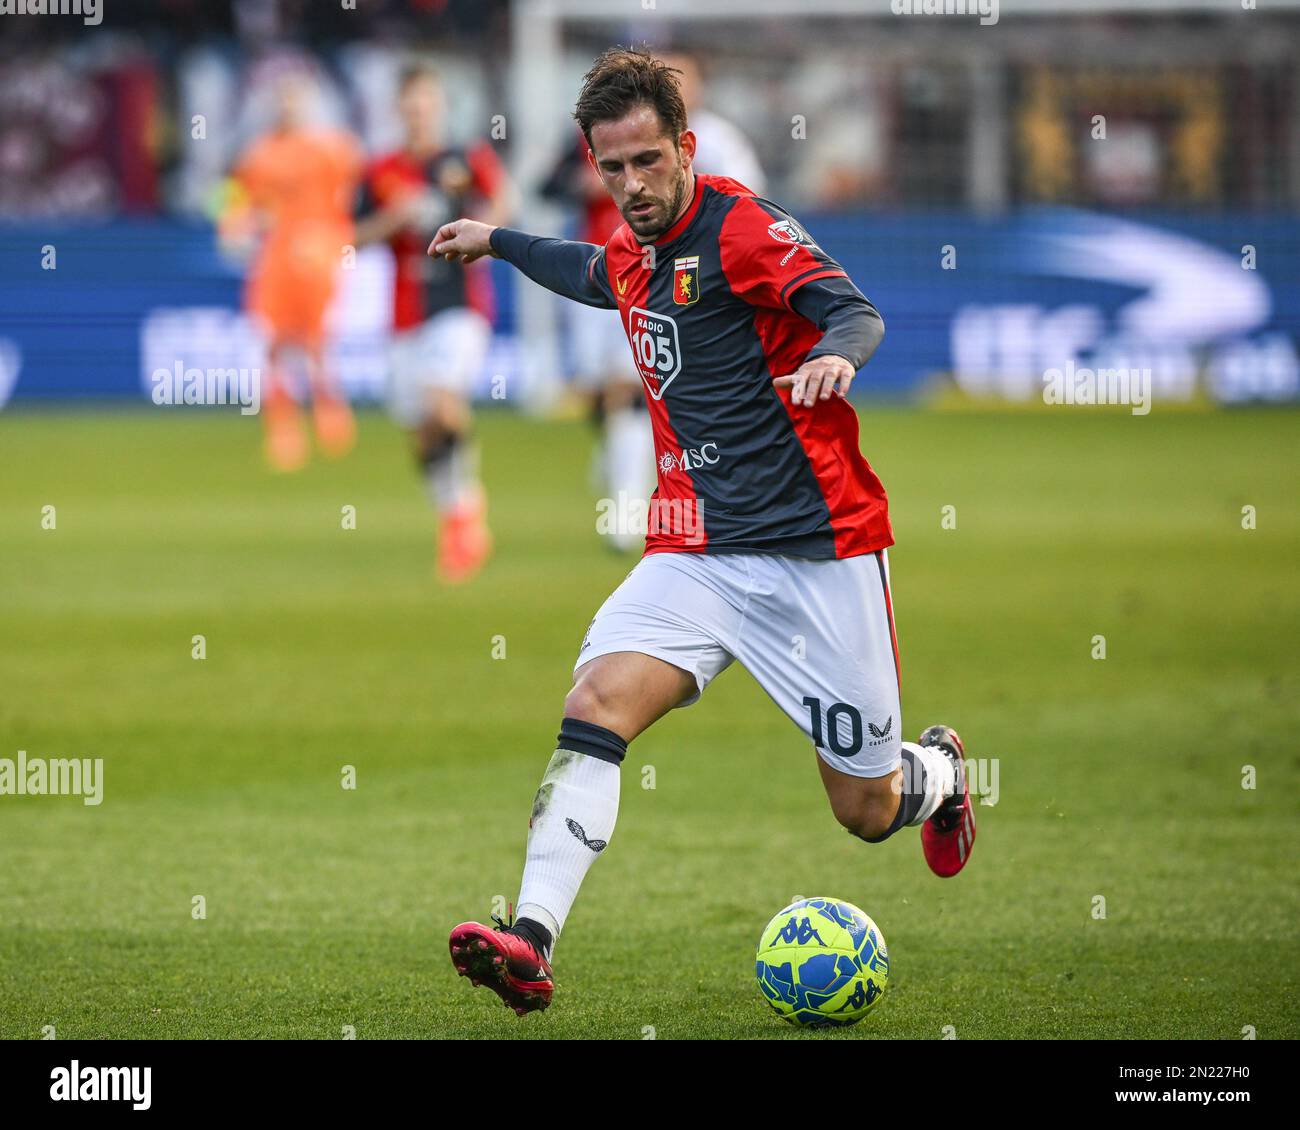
[755,897,889,1028]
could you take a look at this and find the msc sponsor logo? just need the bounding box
[657,442,720,474]
[628,306,681,399]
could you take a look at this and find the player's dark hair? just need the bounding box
[573,46,687,152]
[399,61,441,92]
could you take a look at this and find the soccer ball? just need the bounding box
[755,897,889,1028]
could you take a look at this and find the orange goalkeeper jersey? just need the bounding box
[232,127,362,343]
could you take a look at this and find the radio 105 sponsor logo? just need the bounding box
[629,307,681,399]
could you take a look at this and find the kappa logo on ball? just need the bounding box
[628,306,682,400]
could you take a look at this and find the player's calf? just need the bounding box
[819,738,963,855]
[824,771,905,842]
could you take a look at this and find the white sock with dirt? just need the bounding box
[516,719,626,958]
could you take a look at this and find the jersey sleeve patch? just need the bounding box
[720,196,847,311]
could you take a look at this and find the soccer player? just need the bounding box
[221,72,361,472]
[354,63,513,583]
[435,48,976,1015]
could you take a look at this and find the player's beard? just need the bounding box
[623,162,691,242]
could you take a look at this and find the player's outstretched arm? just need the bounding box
[429,221,616,310]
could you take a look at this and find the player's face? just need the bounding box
[274,75,316,130]
[400,76,443,141]
[589,104,696,242]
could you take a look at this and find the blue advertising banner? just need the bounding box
[0,210,1296,407]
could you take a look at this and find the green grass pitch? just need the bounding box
[1,405,1296,1040]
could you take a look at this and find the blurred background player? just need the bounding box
[656,51,765,194]
[219,71,361,472]
[355,63,514,583]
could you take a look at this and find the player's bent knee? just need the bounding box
[563,677,619,731]
[830,785,901,843]
[839,807,895,843]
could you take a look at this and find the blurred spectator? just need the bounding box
[781,50,886,208]
[0,51,160,217]
[657,51,766,194]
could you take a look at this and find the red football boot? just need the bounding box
[263,387,309,473]
[312,394,356,460]
[437,487,493,584]
[449,916,553,1016]
[919,725,976,878]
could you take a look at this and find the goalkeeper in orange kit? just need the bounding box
[220,71,362,472]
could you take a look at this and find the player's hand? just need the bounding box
[427,218,499,264]
[774,355,856,407]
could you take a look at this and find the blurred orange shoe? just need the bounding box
[264,407,309,472]
[438,488,493,584]
[313,395,356,459]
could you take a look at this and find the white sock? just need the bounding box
[602,406,654,550]
[424,436,479,514]
[902,741,957,825]
[517,750,620,955]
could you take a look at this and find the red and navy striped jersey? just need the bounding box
[360,143,504,329]
[495,172,893,559]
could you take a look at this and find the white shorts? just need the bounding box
[575,550,903,778]
[387,307,491,426]
[568,299,633,391]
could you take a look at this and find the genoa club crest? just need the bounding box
[673,255,700,306]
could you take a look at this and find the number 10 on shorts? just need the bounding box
[802,696,864,757]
